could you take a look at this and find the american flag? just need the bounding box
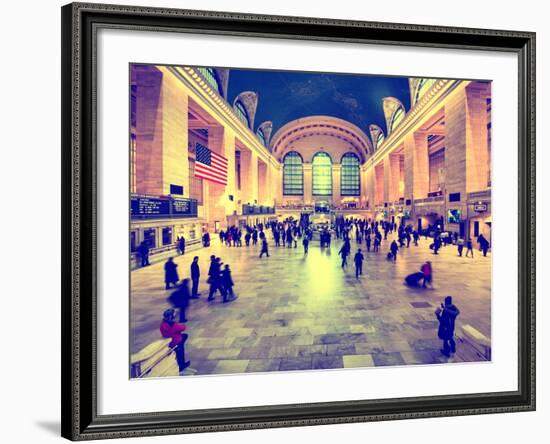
[195,143,228,186]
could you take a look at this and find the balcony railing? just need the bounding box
[414,195,444,205]
[467,189,491,201]
[242,204,276,215]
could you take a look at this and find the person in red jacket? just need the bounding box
[159,308,190,374]
[421,261,433,288]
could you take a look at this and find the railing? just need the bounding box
[467,189,491,200]
[130,339,177,378]
[242,204,276,215]
[414,195,445,204]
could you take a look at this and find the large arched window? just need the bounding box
[341,153,360,196]
[196,67,223,96]
[234,101,249,127]
[312,152,333,196]
[414,79,436,105]
[283,151,304,195]
[390,107,405,133]
[257,128,266,146]
[376,132,385,148]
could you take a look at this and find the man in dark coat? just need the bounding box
[190,256,200,298]
[207,256,221,301]
[259,238,269,258]
[339,240,350,268]
[178,236,185,255]
[168,278,191,322]
[354,249,364,279]
[435,296,460,357]
[137,240,150,267]
[221,264,235,303]
[390,240,399,262]
[164,257,179,290]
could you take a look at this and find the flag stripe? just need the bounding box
[195,142,228,186]
[195,165,227,182]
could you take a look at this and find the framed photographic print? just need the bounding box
[61,2,536,440]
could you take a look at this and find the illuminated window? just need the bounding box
[257,128,266,145]
[390,107,405,132]
[312,152,332,196]
[196,67,223,96]
[414,79,436,104]
[376,132,385,147]
[234,101,249,127]
[341,153,360,196]
[283,151,303,195]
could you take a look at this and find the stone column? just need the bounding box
[365,164,375,209]
[257,160,268,205]
[160,69,189,196]
[445,89,467,201]
[465,83,490,193]
[134,66,163,195]
[375,163,385,206]
[240,149,259,205]
[303,164,313,205]
[272,163,283,206]
[205,125,236,229]
[403,131,429,201]
[332,165,341,206]
[384,154,401,204]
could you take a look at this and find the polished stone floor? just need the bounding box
[130,231,491,377]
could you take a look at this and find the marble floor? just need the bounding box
[130,232,491,377]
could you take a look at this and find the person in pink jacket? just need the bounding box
[159,308,190,374]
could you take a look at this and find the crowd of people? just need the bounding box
[147,215,490,374]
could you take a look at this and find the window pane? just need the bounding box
[235,101,249,127]
[390,107,405,132]
[196,67,223,96]
[283,152,303,195]
[341,153,360,196]
[312,152,332,196]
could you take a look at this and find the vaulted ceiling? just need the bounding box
[226,68,411,141]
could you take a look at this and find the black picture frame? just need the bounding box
[61,2,536,440]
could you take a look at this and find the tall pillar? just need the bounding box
[135,66,163,195]
[303,164,313,205]
[374,163,385,206]
[257,159,268,205]
[273,163,283,206]
[403,131,429,201]
[240,148,258,205]
[332,165,341,206]
[384,154,400,204]
[445,89,467,201]
[205,125,236,229]
[365,164,375,209]
[160,71,189,196]
[465,83,490,193]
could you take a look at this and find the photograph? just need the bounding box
[129,64,493,378]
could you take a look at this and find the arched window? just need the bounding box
[414,79,436,105]
[257,128,266,146]
[312,152,332,196]
[341,153,360,196]
[390,107,405,133]
[234,101,249,127]
[376,132,385,148]
[196,67,223,96]
[283,152,303,195]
